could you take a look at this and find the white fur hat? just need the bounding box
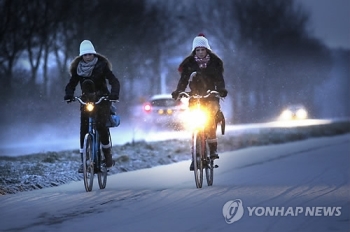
[79,40,96,56]
[192,33,211,51]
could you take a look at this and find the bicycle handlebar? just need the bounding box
[66,96,116,105]
[178,90,220,99]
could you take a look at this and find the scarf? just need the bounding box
[77,57,98,77]
[194,54,210,69]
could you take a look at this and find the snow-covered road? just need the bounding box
[0,133,349,232]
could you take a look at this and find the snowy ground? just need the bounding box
[0,120,349,195]
[1,133,349,232]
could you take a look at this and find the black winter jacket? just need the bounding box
[65,54,120,98]
[176,52,225,97]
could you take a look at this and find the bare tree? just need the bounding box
[0,0,26,96]
[225,0,331,122]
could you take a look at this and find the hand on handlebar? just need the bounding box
[64,95,75,103]
[171,91,180,100]
[218,89,228,98]
[108,94,119,101]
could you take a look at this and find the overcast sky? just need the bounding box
[296,0,350,49]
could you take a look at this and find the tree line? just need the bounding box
[0,0,339,124]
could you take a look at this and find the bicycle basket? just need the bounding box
[106,114,120,127]
[215,110,225,135]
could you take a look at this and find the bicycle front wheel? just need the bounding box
[83,133,94,192]
[192,131,203,188]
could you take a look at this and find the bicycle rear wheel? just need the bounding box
[83,133,94,192]
[192,131,203,188]
[97,161,107,189]
[205,141,214,186]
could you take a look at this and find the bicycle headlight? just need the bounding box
[86,103,94,112]
[184,108,208,129]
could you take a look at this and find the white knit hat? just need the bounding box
[79,40,97,56]
[192,33,211,51]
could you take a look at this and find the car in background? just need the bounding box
[140,94,188,129]
[279,104,308,120]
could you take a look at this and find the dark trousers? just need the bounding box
[80,101,110,149]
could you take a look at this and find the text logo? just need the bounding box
[222,199,244,224]
[247,206,342,217]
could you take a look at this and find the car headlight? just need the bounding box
[296,109,307,119]
[280,109,292,120]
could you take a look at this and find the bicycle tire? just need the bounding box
[97,161,107,189]
[205,141,214,186]
[83,133,94,192]
[192,131,203,188]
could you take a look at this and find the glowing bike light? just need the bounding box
[86,103,94,112]
[186,108,208,129]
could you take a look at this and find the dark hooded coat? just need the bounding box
[176,51,225,98]
[65,54,120,98]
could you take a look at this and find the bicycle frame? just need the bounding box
[179,91,219,188]
[87,112,101,171]
[73,96,111,192]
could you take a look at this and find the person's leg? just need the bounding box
[96,103,114,168]
[205,100,220,159]
[79,109,89,172]
[189,99,196,171]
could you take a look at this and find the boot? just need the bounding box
[78,152,83,173]
[209,142,219,160]
[102,147,114,168]
[189,160,194,171]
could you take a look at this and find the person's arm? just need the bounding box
[65,74,80,96]
[105,66,120,100]
[176,63,192,92]
[214,59,225,90]
[213,59,227,97]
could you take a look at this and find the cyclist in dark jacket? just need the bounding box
[172,33,228,171]
[64,40,120,173]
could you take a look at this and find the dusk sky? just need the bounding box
[297,0,350,49]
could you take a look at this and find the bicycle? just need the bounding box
[69,96,116,192]
[178,90,221,188]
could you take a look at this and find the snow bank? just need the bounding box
[0,120,349,195]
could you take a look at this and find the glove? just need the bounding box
[171,91,179,100]
[218,89,228,98]
[109,94,119,101]
[64,94,74,102]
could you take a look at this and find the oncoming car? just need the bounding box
[279,104,308,120]
[141,94,188,129]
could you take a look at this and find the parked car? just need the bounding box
[136,94,188,130]
[279,104,308,120]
